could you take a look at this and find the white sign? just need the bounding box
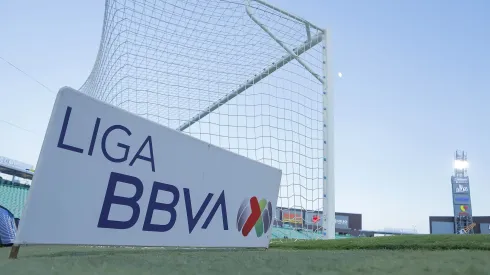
[336,219,347,225]
[16,87,282,248]
[453,177,469,184]
[455,184,469,193]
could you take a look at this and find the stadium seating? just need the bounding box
[272,227,309,239]
[0,179,30,218]
[271,227,355,240]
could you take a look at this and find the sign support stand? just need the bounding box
[9,245,20,259]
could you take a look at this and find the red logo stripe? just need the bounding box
[241,197,261,236]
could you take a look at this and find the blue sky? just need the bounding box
[1,0,489,233]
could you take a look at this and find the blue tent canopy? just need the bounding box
[0,206,16,245]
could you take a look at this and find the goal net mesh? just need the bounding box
[80,0,326,240]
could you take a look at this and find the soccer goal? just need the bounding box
[80,0,334,240]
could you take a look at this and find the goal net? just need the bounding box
[80,0,333,240]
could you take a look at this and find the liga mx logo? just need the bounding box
[236,197,273,237]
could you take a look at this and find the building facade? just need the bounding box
[430,216,490,234]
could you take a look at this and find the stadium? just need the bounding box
[2,149,484,246]
[1,0,490,273]
[1,150,490,274]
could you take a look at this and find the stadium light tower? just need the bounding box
[451,150,474,234]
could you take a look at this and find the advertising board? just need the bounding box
[453,194,471,205]
[304,211,321,226]
[453,204,472,217]
[304,212,349,229]
[282,209,303,224]
[452,183,470,194]
[451,176,469,185]
[15,88,282,248]
[335,215,349,229]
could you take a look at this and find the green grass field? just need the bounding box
[1,235,490,274]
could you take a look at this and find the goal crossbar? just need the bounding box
[246,0,324,84]
[252,0,324,32]
[177,32,324,132]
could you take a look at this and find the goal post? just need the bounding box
[80,0,335,240]
[322,29,335,240]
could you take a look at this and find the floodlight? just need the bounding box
[454,160,468,169]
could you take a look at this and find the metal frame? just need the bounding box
[176,0,336,240]
[322,29,335,240]
[177,32,323,132]
[453,150,474,234]
[245,1,323,83]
